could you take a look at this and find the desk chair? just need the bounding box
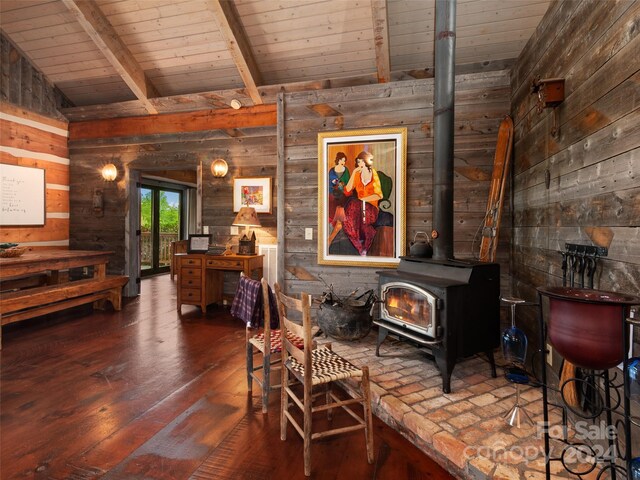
[274,283,374,476]
[242,276,304,413]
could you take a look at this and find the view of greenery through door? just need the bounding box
[140,186,182,274]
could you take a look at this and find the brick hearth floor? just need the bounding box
[319,331,576,480]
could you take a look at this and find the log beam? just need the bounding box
[371,0,391,83]
[61,0,160,115]
[68,104,276,140]
[208,0,263,106]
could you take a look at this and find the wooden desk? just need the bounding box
[176,253,263,313]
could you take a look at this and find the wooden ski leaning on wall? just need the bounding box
[479,115,514,263]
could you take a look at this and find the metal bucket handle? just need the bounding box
[355,289,377,310]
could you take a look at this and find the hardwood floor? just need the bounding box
[1,275,454,480]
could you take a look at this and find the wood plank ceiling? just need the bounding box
[0,0,551,120]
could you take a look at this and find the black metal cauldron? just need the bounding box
[317,291,376,341]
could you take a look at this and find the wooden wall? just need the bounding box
[281,71,512,298]
[68,125,276,278]
[67,72,509,299]
[1,33,70,119]
[510,0,640,337]
[0,35,70,250]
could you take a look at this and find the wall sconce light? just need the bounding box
[211,158,228,177]
[531,77,565,136]
[230,99,242,110]
[101,163,118,181]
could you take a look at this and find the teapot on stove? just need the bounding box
[409,231,433,258]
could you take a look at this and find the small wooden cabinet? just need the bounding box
[176,253,263,313]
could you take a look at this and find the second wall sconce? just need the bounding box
[211,158,228,177]
[101,163,118,181]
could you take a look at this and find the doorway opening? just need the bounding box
[140,184,183,276]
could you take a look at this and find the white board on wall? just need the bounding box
[0,163,46,226]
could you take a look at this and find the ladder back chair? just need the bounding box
[274,283,374,476]
[242,275,304,413]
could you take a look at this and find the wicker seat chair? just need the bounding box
[274,283,374,476]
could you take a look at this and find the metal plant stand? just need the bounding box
[537,287,640,479]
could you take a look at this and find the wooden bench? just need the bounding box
[0,275,129,346]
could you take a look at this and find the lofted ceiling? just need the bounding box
[0,0,551,120]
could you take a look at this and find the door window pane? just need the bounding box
[140,188,153,271]
[159,190,180,268]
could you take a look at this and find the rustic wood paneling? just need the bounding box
[282,72,512,298]
[0,32,70,118]
[0,97,70,249]
[510,0,640,348]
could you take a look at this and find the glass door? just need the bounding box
[140,185,182,276]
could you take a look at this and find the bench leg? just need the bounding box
[94,288,122,311]
[107,288,122,311]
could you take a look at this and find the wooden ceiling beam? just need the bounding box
[371,0,391,83]
[68,104,276,141]
[61,0,160,115]
[208,0,263,105]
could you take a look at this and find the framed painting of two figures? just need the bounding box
[318,127,407,267]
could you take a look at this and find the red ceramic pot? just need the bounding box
[538,287,640,370]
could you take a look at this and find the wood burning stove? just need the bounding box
[376,257,500,393]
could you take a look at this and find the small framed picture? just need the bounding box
[233,177,272,213]
[188,234,211,253]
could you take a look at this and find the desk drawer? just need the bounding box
[181,267,201,278]
[180,276,201,288]
[180,288,201,302]
[206,259,244,269]
[180,257,202,267]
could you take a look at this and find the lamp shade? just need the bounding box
[211,158,228,177]
[232,206,261,227]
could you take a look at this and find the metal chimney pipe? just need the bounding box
[432,0,456,260]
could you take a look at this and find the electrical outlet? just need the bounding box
[230,226,239,235]
[305,228,313,240]
[546,343,553,366]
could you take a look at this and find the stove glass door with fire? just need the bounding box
[380,282,438,339]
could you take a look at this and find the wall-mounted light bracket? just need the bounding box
[531,77,565,137]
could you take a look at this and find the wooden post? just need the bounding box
[276,90,285,288]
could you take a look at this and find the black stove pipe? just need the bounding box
[432,0,456,260]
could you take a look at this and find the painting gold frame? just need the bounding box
[318,127,407,267]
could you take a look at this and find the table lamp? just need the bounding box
[233,206,261,255]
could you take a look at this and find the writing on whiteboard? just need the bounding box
[0,164,45,226]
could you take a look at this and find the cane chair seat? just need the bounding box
[285,346,363,385]
[249,329,305,354]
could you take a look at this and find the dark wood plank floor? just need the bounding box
[1,275,454,480]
